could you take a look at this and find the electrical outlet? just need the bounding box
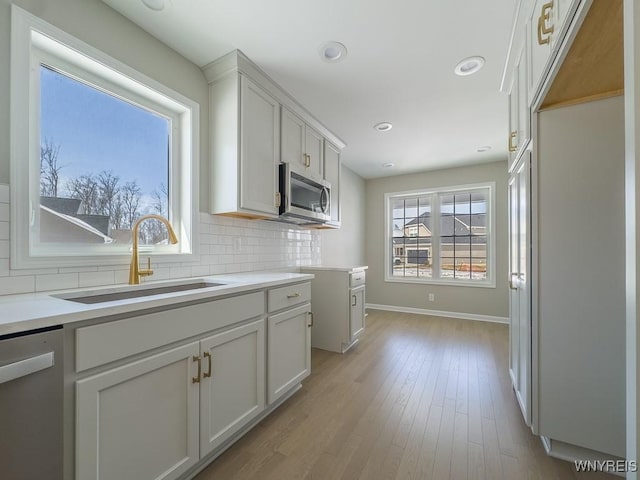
[428,293,435,302]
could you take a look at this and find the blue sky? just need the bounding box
[40,66,169,200]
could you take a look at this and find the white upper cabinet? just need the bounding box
[281,106,324,179]
[528,0,555,104]
[203,50,345,222]
[323,141,341,226]
[239,76,280,216]
[509,43,530,171]
[207,70,280,219]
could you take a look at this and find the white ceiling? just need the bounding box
[103,0,515,179]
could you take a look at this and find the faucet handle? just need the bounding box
[139,257,154,277]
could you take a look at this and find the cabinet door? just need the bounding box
[281,107,305,168]
[305,125,324,178]
[528,0,556,104]
[267,303,312,404]
[239,75,280,216]
[508,155,531,426]
[508,71,519,171]
[350,286,365,340]
[516,45,530,159]
[324,141,341,226]
[76,342,200,480]
[200,319,265,456]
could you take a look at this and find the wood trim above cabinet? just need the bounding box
[540,0,623,110]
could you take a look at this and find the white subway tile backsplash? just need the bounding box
[36,273,79,292]
[0,275,34,295]
[170,266,192,279]
[0,204,9,221]
[190,265,210,277]
[0,259,9,277]
[79,271,115,288]
[0,184,9,203]
[0,198,321,296]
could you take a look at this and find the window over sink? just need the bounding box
[10,6,198,268]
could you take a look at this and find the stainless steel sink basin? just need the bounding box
[55,281,227,304]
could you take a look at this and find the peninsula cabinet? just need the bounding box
[281,106,324,179]
[300,266,367,353]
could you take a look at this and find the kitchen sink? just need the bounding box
[54,281,228,304]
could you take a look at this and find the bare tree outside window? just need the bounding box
[40,138,63,197]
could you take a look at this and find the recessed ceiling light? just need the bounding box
[454,56,485,76]
[477,145,492,152]
[319,42,347,63]
[141,0,166,11]
[374,122,393,132]
[382,162,395,168]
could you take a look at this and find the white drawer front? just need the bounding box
[268,282,311,313]
[76,292,265,372]
[350,271,366,288]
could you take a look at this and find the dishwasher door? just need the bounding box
[0,326,64,480]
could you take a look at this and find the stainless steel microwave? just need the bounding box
[279,162,331,224]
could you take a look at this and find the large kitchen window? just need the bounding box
[10,7,198,268]
[385,183,495,287]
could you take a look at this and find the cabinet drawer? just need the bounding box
[350,271,366,288]
[268,282,311,312]
[76,292,265,372]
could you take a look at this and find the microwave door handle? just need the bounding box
[320,187,329,214]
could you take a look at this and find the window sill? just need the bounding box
[384,276,496,289]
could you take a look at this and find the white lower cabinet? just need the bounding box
[76,319,267,480]
[199,319,265,456]
[267,303,311,404]
[349,285,365,340]
[76,342,201,480]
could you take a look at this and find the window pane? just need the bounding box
[454,214,471,235]
[39,65,170,246]
[404,198,418,217]
[440,194,454,214]
[471,212,486,234]
[471,258,487,281]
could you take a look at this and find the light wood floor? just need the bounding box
[195,310,616,480]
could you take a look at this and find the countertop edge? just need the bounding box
[0,273,314,336]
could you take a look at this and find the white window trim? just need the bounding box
[384,182,496,288]
[10,6,199,269]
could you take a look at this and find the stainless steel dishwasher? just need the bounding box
[0,325,64,480]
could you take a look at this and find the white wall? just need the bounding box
[320,165,366,266]
[364,160,509,320]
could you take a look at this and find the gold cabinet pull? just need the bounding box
[537,1,554,45]
[352,294,357,307]
[192,355,201,383]
[308,311,314,327]
[304,154,311,167]
[508,131,518,152]
[203,352,212,378]
[275,192,281,208]
[287,292,301,299]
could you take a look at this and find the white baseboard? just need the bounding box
[365,303,509,324]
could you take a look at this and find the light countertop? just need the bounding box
[0,272,313,336]
[300,265,368,273]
